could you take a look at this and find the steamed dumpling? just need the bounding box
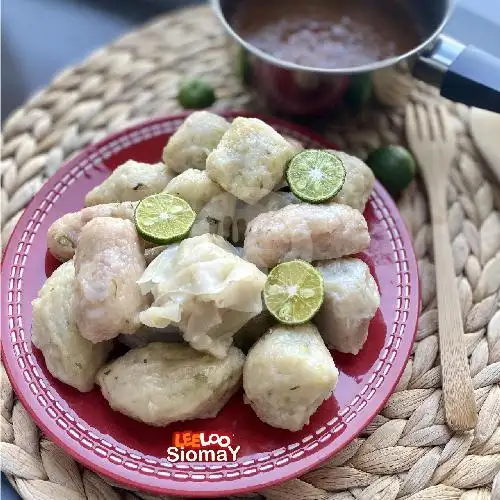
[327,151,375,212]
[138,234,266,358]
[47,201,137,261]
[243,323,338,431]
[244,203,370,269]
[85,161,175,206]
[97,343,245,426]
[233,191,298,244]
[206,117,297,204]
[162,111,230,172]
[163,168,222,212]
[190,192,237,240]
[31,260,112,392]
[314,258,380,354]
[74,217,147,343]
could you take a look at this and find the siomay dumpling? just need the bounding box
[190,192,237,240]
[138,234,267,358]
[47,201,137,261]
[74,217,147,343]
[32,260,112,392]
[243,323,338,431]
[244,202,370,269]
[85,160,175,206]
[163,168,222,212]
[97,343,245,426]
[162,111,230,173]
[206,117,298,204]
[327,151,375,212]
[314,258,380,354]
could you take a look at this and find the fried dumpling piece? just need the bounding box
[96,343,245,426]
[85,161,175,206]
[163,169,222,212]
[190,192,237,240]
[138,234,266,358]
[314,258,380,354]
[327,151,375,212]
[244,203,370,269]
[31,261,112,392]
[243,324,338,431]
[206,117,297,204]
[74,217,147,343]
[47,201,137,261]
[162,111,230,173]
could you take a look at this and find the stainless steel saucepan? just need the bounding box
[212,0,500,115]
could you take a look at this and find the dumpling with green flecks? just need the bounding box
[85,160,175,206]
[314,258,380,354]
[243,323,338,431]
[163,168,222,212]
[96,343,245,426]
[162,111,230,173]
[31,260,112,392]
[206,117,297,204]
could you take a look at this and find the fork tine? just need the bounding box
[416,104,430,141]
[437,106,451,142]
[405,103,420,144]
[426,104,441,142]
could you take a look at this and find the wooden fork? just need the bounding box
[406,103,478,431]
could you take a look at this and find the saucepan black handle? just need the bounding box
[441,45,500,112]
[413,35,500,113]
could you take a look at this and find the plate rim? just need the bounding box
[1,111,420,497]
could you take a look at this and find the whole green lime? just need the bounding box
[366,145,417,195]
[178,78,216,109]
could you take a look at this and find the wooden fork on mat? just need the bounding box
[406,103,478,431]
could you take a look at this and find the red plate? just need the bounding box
[1,113,419,497]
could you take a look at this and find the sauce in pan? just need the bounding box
[232,0,421,69]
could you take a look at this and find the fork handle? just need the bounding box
[428,189,478,431]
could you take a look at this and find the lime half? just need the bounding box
[264,260,324,325]
[135,193,196,245]
[286,150,346,203]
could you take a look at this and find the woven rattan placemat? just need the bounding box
[1,5,499,500]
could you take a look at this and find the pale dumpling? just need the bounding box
[244,203,370,269]
[314,258,380,354]
[97,343,245,426]
[206,117,297,204]
[162,111,230,172]
[31,260,112,392]
[243,324,338,431]
[138,234,266,358]
[233,191,298,244]
[190,192,237,240]
[47,201,137,261]
[327,151,375,212]
[163,168,222,212]
[74,217,147,342]
[85,161,175,206]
